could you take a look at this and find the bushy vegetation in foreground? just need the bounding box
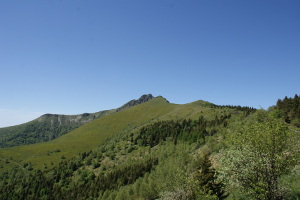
[217,112,300,200]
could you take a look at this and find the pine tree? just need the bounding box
[193,154,226,199]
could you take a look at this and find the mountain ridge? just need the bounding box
[0,96,176,170]
[0,94,159,148]
[0,95,256,171]
[0,96,227,169]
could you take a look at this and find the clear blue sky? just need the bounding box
[1,0,300,127]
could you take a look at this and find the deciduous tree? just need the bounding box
[217,117,299,199]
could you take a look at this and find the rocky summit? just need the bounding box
[115,94,155,112]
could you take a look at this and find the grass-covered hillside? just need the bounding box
[0,94,299,200]
[0,96,247,171]
[0,94,154,148]
[0,110,110,148]
[0,96,186,170]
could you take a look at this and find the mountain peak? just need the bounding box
[115,94,155,112]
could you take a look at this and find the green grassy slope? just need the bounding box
[0,97,221,171]
[0,110,111,148]
[0,94,154,148]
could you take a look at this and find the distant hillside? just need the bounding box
[0,96,222,169]
[0,111,110,148]
[0,94,155,148]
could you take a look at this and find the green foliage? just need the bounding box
[280,165,300,199]
[135,114,231,147]
[276,94,300,126]
[203,103,256,115]
[217,114,300,200]
[192,153,227,199]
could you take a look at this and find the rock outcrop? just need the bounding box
[115,94,155,112]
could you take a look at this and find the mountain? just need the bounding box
[0,94,298,199]
[0,96,231,171]
[0,110,110,148]
[0,94,155,148]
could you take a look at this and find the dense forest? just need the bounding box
[0,96,299,200]
[276,94,300,127]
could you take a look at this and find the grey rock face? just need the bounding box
[115,94,154,112]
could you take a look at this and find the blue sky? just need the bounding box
[1,0,300,127]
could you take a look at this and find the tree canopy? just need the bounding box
[217,115,300,199]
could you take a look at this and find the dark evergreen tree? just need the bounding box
[276,94,300,126]
[193,154,227,199]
